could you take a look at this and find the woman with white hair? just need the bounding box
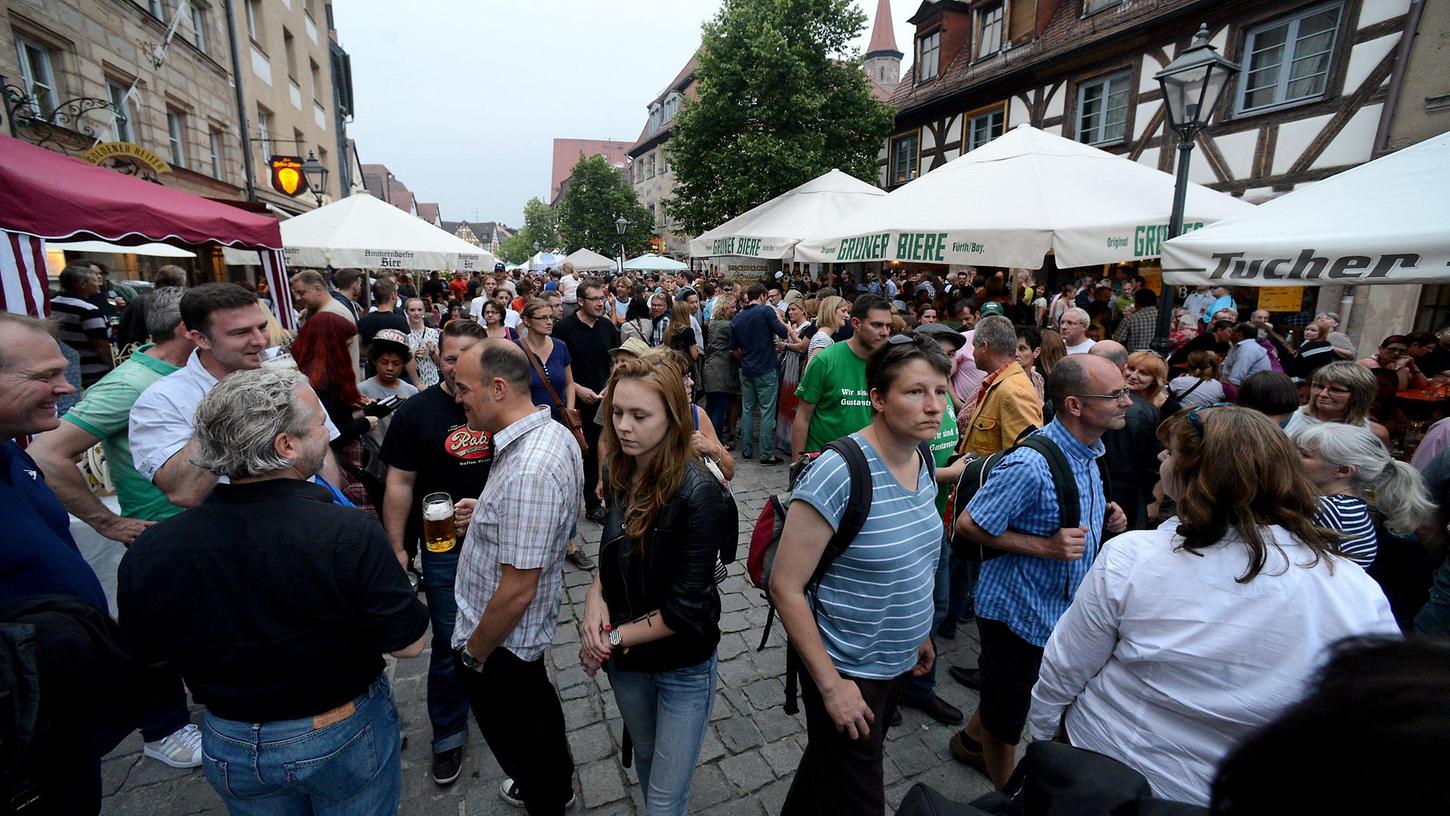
[1293,422,1435,568]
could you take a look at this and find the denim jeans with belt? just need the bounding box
[608,653,718,816]
[200,673,401,816]
[740,372,779,458]
[420,547,469,754]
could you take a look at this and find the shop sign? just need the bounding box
[82,142,172,174]
[1257,286,1305,312]
[268,155,307,197]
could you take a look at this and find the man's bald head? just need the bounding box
[1090,340,1129,370]
[475,338,531,393]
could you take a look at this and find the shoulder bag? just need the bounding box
[518,340,588,452]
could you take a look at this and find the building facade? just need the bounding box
[1,0,247,200]
[881,0,1438,346]
[441,220,512,255]
[231,0,346,214]
[626,51,698,259]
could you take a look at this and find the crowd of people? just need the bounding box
[3,257,1448,816]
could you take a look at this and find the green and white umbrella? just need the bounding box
[689,169,885,260]
[794,124,1252,269]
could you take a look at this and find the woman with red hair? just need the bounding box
[291,312,379,517]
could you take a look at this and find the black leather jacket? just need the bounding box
[600,461,734,673]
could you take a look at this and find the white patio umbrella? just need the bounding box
[560,248,617,271]
[51,239,195,258]
[689,169,885,259]
[1162,130,1450,286]
[624,253,689,272]
[280,193,496,272]
[794,124,1253,269]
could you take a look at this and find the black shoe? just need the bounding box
[889,708,902,727]
[759,456,784,465]
[742,450,753,460]
[958,607,975,624]
[902,694,964,725]
[500,778,577,809]
[948,666,981,690]
[937,625,957,640]
[432,746,463,786]
[585,505,606,524]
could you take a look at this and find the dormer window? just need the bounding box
[978,3,1004,58]
[916,31,940,82]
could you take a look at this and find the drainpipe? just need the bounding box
[223,0,257,201]
[1373,0,1424,154]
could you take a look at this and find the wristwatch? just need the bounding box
[608,628,623,648]
[458,646,485,671]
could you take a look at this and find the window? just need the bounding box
[208,128,224,178]
[107,80,135,142]
[1084,0,1120,14]
[14,36,58,115]
[149,0,167,19]
[167,110,187,167]
[257,105,272,156]
[891,132,919,185]
[967,106,1004,151]
[190,4,208,53]
[978,3,1004,57]
[283,30,298,79]
[647,153,656,178]
[245,0,260,41]
[917,31,940,81]
[1236,3,1343,114]
[1077,70,1132,145]
[310,59,322,99]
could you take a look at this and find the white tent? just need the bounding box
[528,251,563,270]
[561,248,617,271]
[51,239,195,258]
[1162,131,1450,286]
[794,124,1253,269]
[624,253,689,272]
[280,193,497,272]
[689,169,885,259]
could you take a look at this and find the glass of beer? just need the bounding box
[422,492,458,554]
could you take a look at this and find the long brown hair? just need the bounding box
[1158,406,1340,582]
[1037,329,1067,374]
[602,357,694,542]
[665,301,695,347]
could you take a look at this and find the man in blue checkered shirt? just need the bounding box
[947,354,1129,789]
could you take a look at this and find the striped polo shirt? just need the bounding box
[1314,494,1377,567]
[792,433,941,680]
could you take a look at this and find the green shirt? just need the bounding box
[928,394,960,515]
[796,340,872,453]
[62,345,184,522]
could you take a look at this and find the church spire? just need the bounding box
[866,0,902,59]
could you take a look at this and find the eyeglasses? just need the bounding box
[1185,402,1232,436]
[1076,388,1132,402]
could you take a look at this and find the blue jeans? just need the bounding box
[942,553,980,637]
[740,372,779,457]
[608,654,718,816]
[706,392,732,440]
[420,548,469,754]
[200,674,401,816]
[904,531,951,704]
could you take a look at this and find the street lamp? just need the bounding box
[615,215,629,277]
[1151,23,1239,354]
[300,150,329,208]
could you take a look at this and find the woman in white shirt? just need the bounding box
[1027,405,1397,806]
[808,296,848,362]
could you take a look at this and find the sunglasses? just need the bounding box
[1185,402,1233,436]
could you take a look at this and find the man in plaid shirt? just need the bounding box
[452,340,583,813]
[1112,288,1160,352]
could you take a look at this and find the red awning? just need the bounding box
[0,134,282,249]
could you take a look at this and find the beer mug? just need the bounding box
[422,492,458,554]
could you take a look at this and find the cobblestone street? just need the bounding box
[98,456,995,815]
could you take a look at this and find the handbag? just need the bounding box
[518,340,588,452]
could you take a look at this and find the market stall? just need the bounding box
[0,134,292,327]
[279,193,497,273]
[560,248,618,272]
[689,168,885,260]
[1161,130,1450,286]
[793,124,1252,270]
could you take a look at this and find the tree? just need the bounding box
[554,154,655,259]
[663,0,894,236]
[498,196,560,263]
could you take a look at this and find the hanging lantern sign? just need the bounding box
[269,155,308,197]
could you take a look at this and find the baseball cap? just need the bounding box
[979,302,1006,317]
[369,328,412,360]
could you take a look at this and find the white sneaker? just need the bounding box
[499,778,576,810]
[143,722,203,769]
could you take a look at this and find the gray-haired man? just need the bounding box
[118,368,428,814]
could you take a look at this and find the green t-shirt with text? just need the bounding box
[796,341,872,453]
[62,345,184,523]
[928,394,960,515]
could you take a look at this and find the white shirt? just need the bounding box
[131,350,339,483]
[1028,519,1397,805]
[558,274,579,304]
[1064,338,1096,355]
[468,296,487,320]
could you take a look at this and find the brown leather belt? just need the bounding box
[312,700,356,729]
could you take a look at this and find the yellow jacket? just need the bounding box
[959,362,1044,458]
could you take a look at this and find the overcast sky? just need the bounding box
[340,0,914,227]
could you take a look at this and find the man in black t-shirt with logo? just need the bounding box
[380,318,490,787]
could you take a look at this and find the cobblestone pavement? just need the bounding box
[99,455,995,815]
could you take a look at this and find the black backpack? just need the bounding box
[755,436,935,714]
[948,431,1103,563]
